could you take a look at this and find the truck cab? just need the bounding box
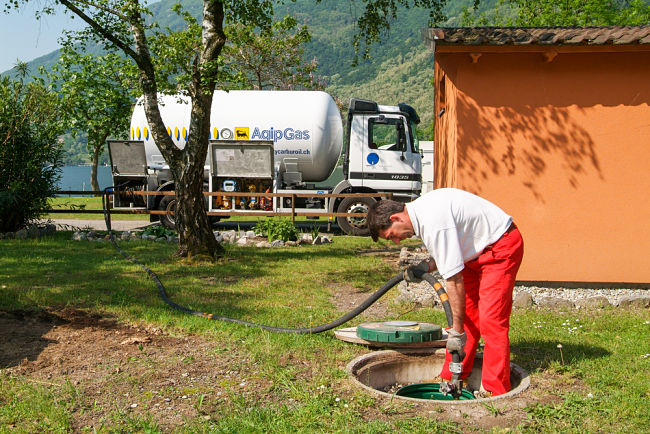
[343,99,421,197]
[330,99,421,235]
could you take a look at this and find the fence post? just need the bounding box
[291,194,296,223]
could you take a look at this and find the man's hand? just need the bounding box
[446,329,467,361]
[403,260,430,283]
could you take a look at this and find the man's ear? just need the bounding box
[389,212,403,223]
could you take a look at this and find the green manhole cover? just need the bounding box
[396,382,475,400]
[356,321,442,343]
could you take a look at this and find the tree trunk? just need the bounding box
[89,132,109,196]
[171,157,222,259]
[90,145,100,196]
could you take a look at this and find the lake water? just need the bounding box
[57,165,113,193]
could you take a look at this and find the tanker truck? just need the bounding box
[107,90,423,236]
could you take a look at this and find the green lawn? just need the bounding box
[0,232,648,432]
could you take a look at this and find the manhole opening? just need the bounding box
[347,348,529,404]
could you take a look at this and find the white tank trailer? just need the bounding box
[108,90,424,236]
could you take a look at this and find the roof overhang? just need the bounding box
[423,26,650,54]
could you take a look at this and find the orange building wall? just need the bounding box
[434,48,650,284]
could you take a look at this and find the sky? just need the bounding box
[0,4,83,73]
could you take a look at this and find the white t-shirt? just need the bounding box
[406,188,513,279]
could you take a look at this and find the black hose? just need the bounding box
[421,273,454,328]
[101,187,407,334]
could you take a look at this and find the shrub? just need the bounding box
[0,71,65,232]
[253,217,299,242]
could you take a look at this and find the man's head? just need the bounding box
[367,200,414,244]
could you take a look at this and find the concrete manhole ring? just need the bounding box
[346,348,530,404]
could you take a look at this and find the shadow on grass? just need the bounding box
[0,311,58,369]
[1,232,391,334]
[0,309,122,369]
[511,339,611,373]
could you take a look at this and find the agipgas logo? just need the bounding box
[235,127,249,140]
[251,127,310,142]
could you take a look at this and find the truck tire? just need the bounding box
[159,195,176,230]
[336,196,376,236]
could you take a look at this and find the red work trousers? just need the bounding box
[439,227,523,396]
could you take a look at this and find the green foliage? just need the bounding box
[254,217,299,242]
[47,39,138,190]
[140,224,176,238]
[0,70,65,232]
[309,223,321,239]
[223,15,325,90]
[461,0,650,26]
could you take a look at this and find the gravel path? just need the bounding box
[514,286,648,305]
[41,219,155,232]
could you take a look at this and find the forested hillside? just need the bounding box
[5,0,478,164]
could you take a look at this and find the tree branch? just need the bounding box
[59,0,139,61]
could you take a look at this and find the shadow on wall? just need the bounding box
[456,100,603,203]
[445,51,650,202]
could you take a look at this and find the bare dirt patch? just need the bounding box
[1,308,270,431]
[329,282,398,320]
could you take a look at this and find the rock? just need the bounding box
[398,247,430,268]
[618,296,650,309]
[87,231,98,239]
[396,280,439,307]
[576,296,611,310]
[270,240,284,247]
[286,241,297,246]
[513,291,534,309]
[104,234,112,241]
[119,232,130,240]
[321,236,332,244]
[43,224,56,236]
[256,241,271,248]
[15,229,28,240]
[245,230,256,238]
[312,236,322,245]
[214,234,224,243]
[222,231,237,243]
[4,232,14,239]
[301,233,313,243]
[155,237,166,242]
[72,231,84,241]
[537,296,575,310]
[27,225,41,239]
[236,237,249,246]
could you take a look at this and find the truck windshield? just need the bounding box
[368,117,406,152]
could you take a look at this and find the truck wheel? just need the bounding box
[159,195,176,230]
[336,196,376,236]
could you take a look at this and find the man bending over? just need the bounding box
[367,188,524,396]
